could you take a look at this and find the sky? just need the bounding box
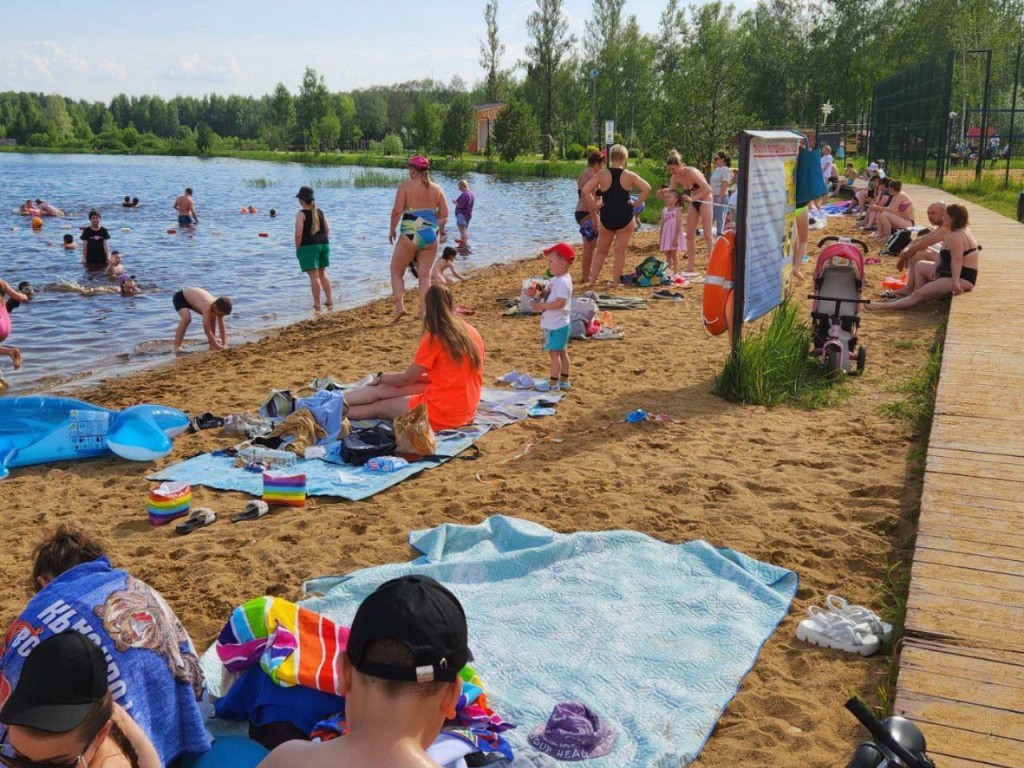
[0,0,755,102]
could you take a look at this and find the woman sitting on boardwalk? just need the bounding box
[869,203,979,310]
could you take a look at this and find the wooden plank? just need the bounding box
[927,454,1024,483]
[909,573,1024,607]
[905,590,1024,637]
[920,487,1024,516]
[890,719,1024,767]
[929,448,1024,468]
[925,754,1016,768]
[900,644,1024,686]
[915,533,1024,563]
[918,514,1024,546]
[904,636,1024,668]
[895,692,1024,740]
[904,605,1024,653]
[923,472,1024,503]
[909,561,1024,596]
[897,668,1024,712]
[910,546,1024,578]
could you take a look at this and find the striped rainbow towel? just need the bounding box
[147,482,191,525]
[262,471,306,507]
[215,596,348,692]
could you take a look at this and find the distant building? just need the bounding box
[470,103,505,154]
[1,138,17,146]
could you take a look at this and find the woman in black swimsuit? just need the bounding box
[581,144,651,286]
[665,150,714,275]
[869,203,980,311]
[575,151,605,283]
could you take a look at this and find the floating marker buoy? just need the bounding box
[258,232,269,237]
[31,217,43,230]
[121,227,131,232]
[167,229,177,234]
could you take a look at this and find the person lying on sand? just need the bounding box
[258,576,470,768]
[172,286,231,352]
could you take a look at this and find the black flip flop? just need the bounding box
[231,501,270,523]
[175,507,217,534]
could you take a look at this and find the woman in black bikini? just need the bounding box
[575,151,605,282]
[869,203,979,311]
[664,150,713,275]
[581,144,651,286]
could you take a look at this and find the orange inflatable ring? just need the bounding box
[702,231,735,336]
[882,273,907,290]
[31,217,43,230]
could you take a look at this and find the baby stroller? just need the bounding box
[807,236,870,376]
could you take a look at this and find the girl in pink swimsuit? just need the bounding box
[0,278,32,387]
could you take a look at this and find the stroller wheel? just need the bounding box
[825,346,843,377]
[855,345,867,375]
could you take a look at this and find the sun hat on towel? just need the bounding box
[528,702,617,761]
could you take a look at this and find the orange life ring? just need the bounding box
[702,231,735,336]
[882,273,907,290]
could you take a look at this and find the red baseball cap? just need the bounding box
[408,155,430,170]
[543,242,575,264]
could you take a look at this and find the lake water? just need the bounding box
[0,154,577,393]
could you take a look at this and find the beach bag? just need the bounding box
[339,423,397,466]
[634,256,670,287]
[393,403,437,457]
[883,228,912,256]
[795,134,827,206]
[570,296,597,324]
[262,471,307,507]
[519,278,548,314]
[258,389,295,420]
[147,482,191,526]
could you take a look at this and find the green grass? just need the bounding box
[243,177,275,187]
[310,177,350,188]
[879,329,944,438]
[711,298,847,408]
[351,169,404,187]
[874,560,911,716]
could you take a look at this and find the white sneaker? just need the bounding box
[795,606,880,656]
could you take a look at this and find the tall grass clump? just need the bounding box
[312,177,349,188]
[352,169,403,187]
[880,328,944,438]
[712,298,843,408]
[243,177,275,187]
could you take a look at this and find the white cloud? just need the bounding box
[168,52,241,81]
[97,59,128,81]
[11,41,92,82]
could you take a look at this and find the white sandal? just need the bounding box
[826,595,893,641]
[796,605,880,656]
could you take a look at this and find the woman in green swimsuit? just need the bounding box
[388,156,449,323]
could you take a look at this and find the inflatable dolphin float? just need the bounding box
[0,396,189,480]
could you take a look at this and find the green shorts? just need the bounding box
[297,244,330,272]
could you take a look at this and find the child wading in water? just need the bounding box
[529,243,574,392]
[657,189,686,275]
[430,246,465,286]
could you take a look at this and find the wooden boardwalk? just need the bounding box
[893,185,1024,768]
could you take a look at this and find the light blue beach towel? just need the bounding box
[301,516,797,767]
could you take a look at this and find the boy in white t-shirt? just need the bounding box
[529,242,574,392]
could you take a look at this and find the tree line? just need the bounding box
[1,0,1021,169]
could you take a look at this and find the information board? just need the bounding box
[604,120,615,146]
[736,131,801,324]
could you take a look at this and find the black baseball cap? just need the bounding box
[346,575,472,683]
[296,186,315,202]
[0,632,108,733]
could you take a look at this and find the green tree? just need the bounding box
[296,67,330,150]
[525,0,575,158]
[479,0,507,102]
[492,98,538,161]
[440,93,476,156]
[382,132,403,155]
[171,125,197,154]
[354,91,389,140]
[196,122,217,154]
[43,95,73,143]
[318,111,341,151]
[410,94,443,152]
[334,94,358,148]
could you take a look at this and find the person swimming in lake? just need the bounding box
[106,251,124,278]
[63,234,76,250]
[122,196,140,208]
[173,188,198,226]
[81,210,111,269]
[118,274,140,296]
[0,278,32,387]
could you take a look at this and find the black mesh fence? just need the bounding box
[869,51,955,181]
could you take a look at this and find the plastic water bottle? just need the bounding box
[366,456,409,472]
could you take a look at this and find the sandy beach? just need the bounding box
[0,218,946,767]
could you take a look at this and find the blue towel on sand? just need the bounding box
[301,516,798,766]
[0,559,211,765]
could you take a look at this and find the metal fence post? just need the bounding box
[1006,41,1022,187]
[972,49,993,181]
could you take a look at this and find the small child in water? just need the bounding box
[106,251,124,277]
[118,274,140,296]
[62,234,76,250]
[430,247,465,286]
[0,278,32,386]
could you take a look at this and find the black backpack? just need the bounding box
[883,228,912,256]
[339,423,397,466]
